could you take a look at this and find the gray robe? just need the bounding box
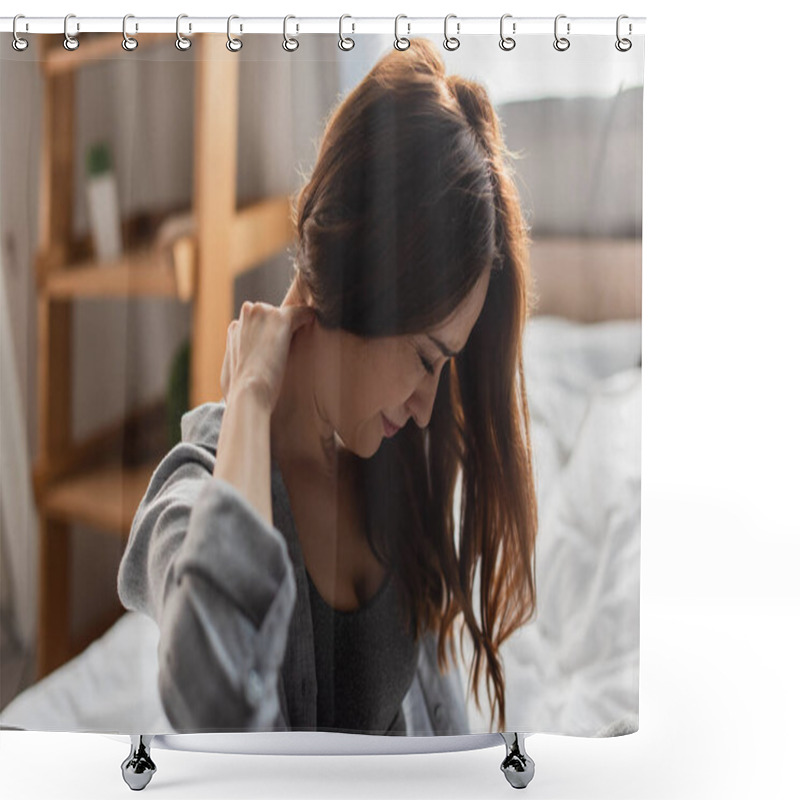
[117,401,470,736]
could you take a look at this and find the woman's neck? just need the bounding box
[270,319,340,480]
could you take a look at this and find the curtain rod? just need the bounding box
[1,16,646,37]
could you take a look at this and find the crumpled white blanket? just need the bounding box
[462,316,641,737]
[1,316,641,738]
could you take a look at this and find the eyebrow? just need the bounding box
[427,333,460,358]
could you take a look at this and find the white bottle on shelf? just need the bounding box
[85,142,123,263]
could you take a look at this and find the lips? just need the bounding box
[381,413,401,437]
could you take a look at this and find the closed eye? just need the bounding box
[418,351,435,375]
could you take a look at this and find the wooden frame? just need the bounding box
[31,33,296,678]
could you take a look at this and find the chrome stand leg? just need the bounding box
[121,735,156,790]
[500,732,535,789]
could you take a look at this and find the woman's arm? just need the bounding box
[118,302,312,732]
[117,402,296,733]
[214,384,274,526]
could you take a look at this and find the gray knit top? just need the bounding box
[306,565,419,735]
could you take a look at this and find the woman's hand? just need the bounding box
[220,300,316,412]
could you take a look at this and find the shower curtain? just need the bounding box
[0,21,644,742]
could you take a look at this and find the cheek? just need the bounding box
[354,343,415,412]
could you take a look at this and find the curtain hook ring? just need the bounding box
[554,14,571,52]
[338,14,355,51]
[283,15,299,52]
[394,15,410,51]
[444,14,460,51]
[615,14,632,52]
[227,15,243,52]
[122,14,138,51]
[499,14,516,51]
[63,13,80,51]
[12,15,29,52]
[175,14,191,50]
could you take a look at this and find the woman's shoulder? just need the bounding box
[179,400,227,453]
[171,400,285,508]
[179,400,281,476]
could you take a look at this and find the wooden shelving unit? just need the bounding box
[32,32,296,679]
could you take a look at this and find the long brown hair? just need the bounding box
[290,38,538,732]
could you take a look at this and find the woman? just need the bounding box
[118,38,537,736]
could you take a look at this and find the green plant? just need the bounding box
[86,141,112,176]
[166,338,190,449]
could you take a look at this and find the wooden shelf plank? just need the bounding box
[231,195,295,277]
[32,396,168,502]
[43,244,180,299]
[37,193,295,300]
[43,456,162,537]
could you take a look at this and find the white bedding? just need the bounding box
[1,316,641,738]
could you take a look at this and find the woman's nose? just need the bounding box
[407,377,438,429]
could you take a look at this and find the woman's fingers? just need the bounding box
[287,304,316,333]
[219,301,314,408]
[220,320,236,400]
[239,300,310,328]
